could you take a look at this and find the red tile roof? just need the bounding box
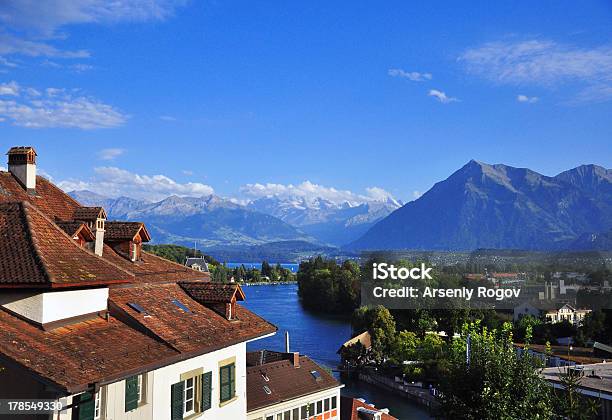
[0,173,80,221]
[73,206,106,221]
[340,396,398,420]
[246,355,340,412]
[179,281,245,303]
[102,245,208,284]
[0,202,132,288]
[109,283,277,354]
[55,220,95,240]
[104,221,151,242]
[0,309,178,394]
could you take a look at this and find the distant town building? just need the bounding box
[545,304,591,326]
[186,256,210,272]
[337,331,373,366]
[513,301,591,326]
[246,350,342,420]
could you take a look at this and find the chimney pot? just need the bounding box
[7,146,37,192]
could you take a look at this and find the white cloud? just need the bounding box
[388,68,432,82]
[412,190,423,199]
[0,81,127,129]
[97,148,125,160]
[182,170,194,176]
[0,56,18,68]
[0,1,185,36]
[240,180,398,205]
[460,39,612,103]
[0,1,185,59]
[517,94,538,104]
[0,166,6,172]
[58,166,214,201]
[0,33,89,58]
[0,81,19,96]
[159,115,177,121]
[428,89,458,103]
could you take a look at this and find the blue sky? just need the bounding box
[0,0,611,203]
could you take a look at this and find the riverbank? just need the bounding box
[357,370,438,412]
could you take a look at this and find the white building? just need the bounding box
[0,147,277,420]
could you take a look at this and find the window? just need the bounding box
[93,391,101,420]
[137,375,145,404]
[171,370,212,419]
[184,377,195,416]
[331,396,337,410]
[219,363,236,403]
[301,405,308,420]
[284,410,291,420]
[317,400,323,414]
[292,408,299,419]
[172,299,192,313]
[308,403,315,418]
[324,398,330,411]
[266,416,274,420]
[125,375,141,412]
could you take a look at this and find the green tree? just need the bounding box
[392,330,419,362]
[437,321,553,419]
[351,305,396,363]
[552,370,600,419]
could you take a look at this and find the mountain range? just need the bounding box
[68,190,399,248]
[69,161,612,254]
[350,161,612,251]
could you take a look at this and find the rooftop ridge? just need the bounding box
[14,201,52,283]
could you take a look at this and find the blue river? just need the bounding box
[242,283,431,420]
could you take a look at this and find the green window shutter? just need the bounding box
[220,365,230,402]
[76,392,94,420]
[200,372,212,411]
[171,381,184,420]
[124,376,139,412]
[229,364,235,398]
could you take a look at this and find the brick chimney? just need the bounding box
[292,352,300,368]
[7,146,37,193]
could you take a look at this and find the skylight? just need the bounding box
[127,302,148,315]
[310,370,321,381]
[171,299,192,313]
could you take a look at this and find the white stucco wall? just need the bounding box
[0,288,108,325]
[152,341,247,420]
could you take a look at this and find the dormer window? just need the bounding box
[103,222,150,263]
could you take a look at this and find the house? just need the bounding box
[541,363,612,419]
[513,301,591,326]
[186,257,210,273]
[337,332,372,367]
[0,146,277,420]
[339,396,398,420]
[245,350,343,420]
[545,303,591,326]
